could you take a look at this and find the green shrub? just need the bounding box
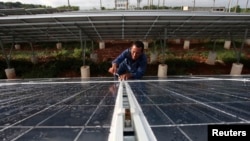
[51,49,71,60]
[0,60,7,79]
[165,59,197,75]
[72,48,82,58]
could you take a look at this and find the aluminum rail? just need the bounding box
[108,81,157,141]
[125,81,157,141]
[108,81,124,141]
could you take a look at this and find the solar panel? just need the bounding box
[1,10,250,43]
[128,76,250,141]
[0,78,116,141]
[0,76,250,141]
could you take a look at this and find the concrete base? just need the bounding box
[80,65,90,78]
[175,39,181,44]
[230,63,243,75]
[224,40,231,49]
[157,64,167,77]
[90,53,98,62]
[5,68,16,79]
[183,40,190,50]
[143,41,148,49]
[15,44,21,50]
[245,39,250,45]
[56,42,62,49]
[150,52,158,64]
[99,41,105,49]
[205,51,217,65]
[31,56,38,64]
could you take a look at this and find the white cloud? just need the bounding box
[1,0,249,10]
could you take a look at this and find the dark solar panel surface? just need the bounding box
[0,76,249,141]
[129,75,250,141]
[0,78,116,141]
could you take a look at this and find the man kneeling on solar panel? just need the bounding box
[108,41,147,80]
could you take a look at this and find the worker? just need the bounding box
[108,41,147,80]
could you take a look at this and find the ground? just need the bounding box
[90,41,250,77]
[1,41,250,78]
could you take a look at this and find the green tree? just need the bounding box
[57,5,79,11]
[231,5,241,13]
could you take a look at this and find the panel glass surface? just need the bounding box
[0,78,116,141]
[1,76,250,141]
[129,75,250,141]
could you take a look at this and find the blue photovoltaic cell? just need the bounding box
[129,75,250,141]
[0,78,116,141]
[0,76,250,141]
[151,125,208,141]
[15,128,81,141]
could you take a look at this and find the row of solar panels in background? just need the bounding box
[0,8,69,16]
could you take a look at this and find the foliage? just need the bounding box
[20,58,83,78]
[245,8,250,12]
[72,48,82,58]
[142,5,182,10]
[90,61,111,76]
[204,41,225,51]
[52,49,70,60]
[165,59,197,75]
[0,1,50,9]
[0,1,79,11]
[1,39,249,79]
[0,60,7,78]
[230,5,241,13]
[148,40,162,53]
[216,49,245,62]
[57,6,79,11]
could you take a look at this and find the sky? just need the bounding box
[1,0,249,10]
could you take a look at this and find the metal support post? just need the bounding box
[79,29,86,66]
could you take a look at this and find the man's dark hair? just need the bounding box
[133,41,144,52]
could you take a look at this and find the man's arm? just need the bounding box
[108,49,129,75]
[108,63,118,74]
[130,55,147,79]
[112,49,128,65]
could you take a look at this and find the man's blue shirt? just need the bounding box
[112,48,147,79]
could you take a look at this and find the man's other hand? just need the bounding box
[108,64,118,75]
[119,73,132,80]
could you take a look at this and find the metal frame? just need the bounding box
[109,81,156,141]
[0,10,250,43]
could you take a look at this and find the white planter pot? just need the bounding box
[205,51,217,65]
[5,68,16,79]
[80,65,90,78]
[99,42,105,49]
[56,42,62,49]
[150,52,158,64]
[90,53,98,62]
[157,64,168,77]
[143,41,148,49]
[183,40,190,50]
[230,63,243,75]
[15,44,21,50]
[245,39,250,45]
[224,40,231,49]
[31,56,38,64]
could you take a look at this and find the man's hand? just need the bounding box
[119,73,132,80]
[108,63,118,75]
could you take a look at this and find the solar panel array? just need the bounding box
[0,10,250,43]
[0,76,250,141]
[0,78,116,141]
[0,8,65,16]
[129,76,250,140]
